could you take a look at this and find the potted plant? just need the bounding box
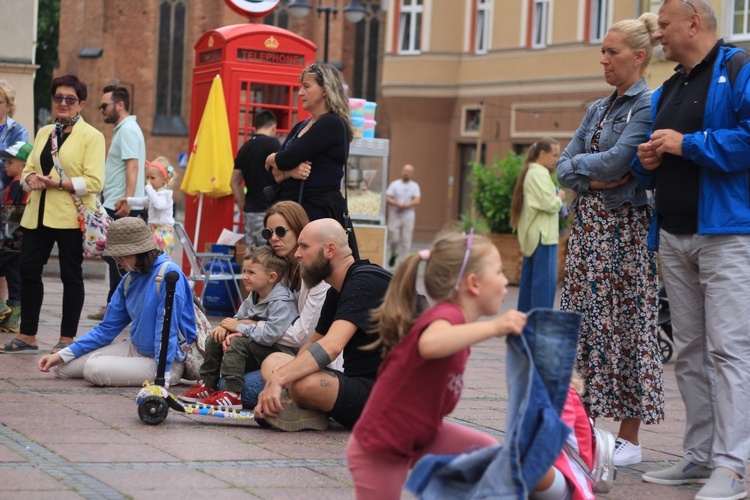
[470,152,571,286]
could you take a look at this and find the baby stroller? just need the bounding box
[657,286,675,363]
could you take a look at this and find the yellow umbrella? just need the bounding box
[181,74,234,243]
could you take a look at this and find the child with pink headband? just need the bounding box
[115,156,175,256]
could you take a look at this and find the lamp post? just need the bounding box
[288,0,366,64]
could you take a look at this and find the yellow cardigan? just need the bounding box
[21,117,105,230]
[517,162,563,257]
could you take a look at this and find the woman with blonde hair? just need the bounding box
[0,80,29,190]
[265,63,353,226]
[510,137,565,312]
[556,13,663,467]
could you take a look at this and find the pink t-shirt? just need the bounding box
[353,302,470,460]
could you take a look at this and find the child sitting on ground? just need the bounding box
[179,245,298,409]
[115,156,175,256]
[346,229,527,498]
[0,141,31,333]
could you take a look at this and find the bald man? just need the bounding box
[386,164,421,267]
[256,219,391,431]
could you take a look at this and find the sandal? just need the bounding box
[51,341,73,354]
[2,338,39,354]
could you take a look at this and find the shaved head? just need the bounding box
[303,218,350,252]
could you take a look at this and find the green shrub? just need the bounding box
[470,152,523,234]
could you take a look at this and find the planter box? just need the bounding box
[488,233,569,287]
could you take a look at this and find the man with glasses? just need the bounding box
[255,218,390,431]
[635,1,750,498]
[88,85,146,321]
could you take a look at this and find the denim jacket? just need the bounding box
[406,309,582,499]
[557,77,651,210]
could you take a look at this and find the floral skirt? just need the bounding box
[149,224,175,258]
[561,192,664,424]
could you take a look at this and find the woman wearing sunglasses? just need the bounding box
[233,200,340,408]
[2,75,105,354]
[264,63,352,226]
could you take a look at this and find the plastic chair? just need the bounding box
[174,222,243,313]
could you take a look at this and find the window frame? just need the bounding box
[531,0,550,49]
[398,0,423,55]
[475,0,491,54]
[589,0,609,43]
[731,0,750,41]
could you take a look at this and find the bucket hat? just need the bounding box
[102,217,158,257]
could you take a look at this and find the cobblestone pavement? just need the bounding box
[0,261,738,499]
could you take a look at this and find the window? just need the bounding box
[263,0,290,29]
[531,0,550,49]
[475,0,491,54]
[398,0,422,54]
[153,0,188,136]
[353,2,382,102]
[589,0,609,42]
[733,0,750,39]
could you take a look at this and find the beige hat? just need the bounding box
[102,217,159,257]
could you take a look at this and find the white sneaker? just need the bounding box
[613,438,642,466]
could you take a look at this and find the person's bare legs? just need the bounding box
[618,417,641,444]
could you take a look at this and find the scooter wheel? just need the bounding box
[138,395,169,425]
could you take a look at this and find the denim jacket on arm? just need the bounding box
[557,77,651,210]
[406,309,582,499]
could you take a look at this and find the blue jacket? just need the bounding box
[0,117,29,189]
[557,77,652,210]
[632,45,750,249]
[69,254,196,373]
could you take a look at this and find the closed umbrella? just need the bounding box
[181,74,234,244]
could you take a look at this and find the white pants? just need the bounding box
[387,214,415,264]
[54,339,184,387]
[660,231,750,476]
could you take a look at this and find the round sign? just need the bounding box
[224,0,281,18]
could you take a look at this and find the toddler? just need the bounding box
[0,141,31,332]
[116,156,175,256]
[179,245,297,409]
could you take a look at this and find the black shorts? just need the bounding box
[326,369,375,429]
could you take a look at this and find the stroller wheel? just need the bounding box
[138,395,169,425]
[658,329,674,364]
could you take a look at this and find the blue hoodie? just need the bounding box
[69,253,196,373]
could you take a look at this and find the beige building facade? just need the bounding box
[379,0,747,239]
[0,0,38,135]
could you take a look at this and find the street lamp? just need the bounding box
[288,0,366,63]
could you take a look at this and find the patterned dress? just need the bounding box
[560,122,664,424]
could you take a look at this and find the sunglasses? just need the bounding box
[262,226,291,240]
[52,95,80,105]
[98,102,116,111]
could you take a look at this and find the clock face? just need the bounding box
[224,0,281,17]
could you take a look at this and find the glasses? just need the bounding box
[682,0,697,13]
[98,102,116,111]
[52,95,80,105]
[454,228,474,291]
[308,63,324,80]
[261,226,291,240]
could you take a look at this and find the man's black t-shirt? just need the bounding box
[315,260,390,379]
[234,133,281,213]
[653,43,719,234]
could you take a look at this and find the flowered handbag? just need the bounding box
[75,198,111,258]
[50,128,111,258]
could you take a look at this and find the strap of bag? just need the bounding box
[50,131,84,209]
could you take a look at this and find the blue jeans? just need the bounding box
[406,308,581,498]
[517,243,557,313]
[217,369,265,409]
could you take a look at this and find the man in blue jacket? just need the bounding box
[635,1,750,499]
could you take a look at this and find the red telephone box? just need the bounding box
[184,24,316,257]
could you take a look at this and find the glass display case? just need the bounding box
[344,138,389,225]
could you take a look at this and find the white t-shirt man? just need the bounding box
[385,164,421,267]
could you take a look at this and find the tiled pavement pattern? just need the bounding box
[0,255,743,498]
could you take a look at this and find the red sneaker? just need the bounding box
[177,383,212,403]
[198,390,242,410]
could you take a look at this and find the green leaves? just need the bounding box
[470,152,523,234]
